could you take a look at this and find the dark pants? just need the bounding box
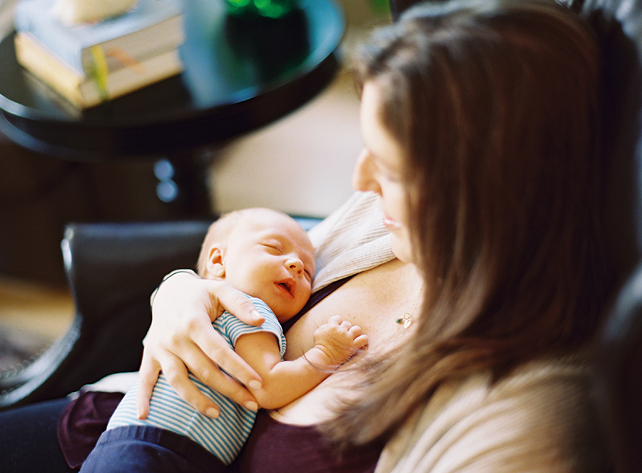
[80,425,226,473]
[0,397,73,473]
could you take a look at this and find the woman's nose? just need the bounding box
[352,149,381,195]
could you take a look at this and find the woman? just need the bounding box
[0,1,613,472]
[140,1,612,471]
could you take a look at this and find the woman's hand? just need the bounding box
[136,271,266,419]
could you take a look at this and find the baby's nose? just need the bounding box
[287,258,303,273]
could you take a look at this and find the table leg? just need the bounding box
[154,149,215,218]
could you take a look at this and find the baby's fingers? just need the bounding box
[347,324,363,338]
[327,315,344,327]
[346,324,367,349]
[353,334,369,349]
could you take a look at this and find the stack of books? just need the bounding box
[13,0,185,109]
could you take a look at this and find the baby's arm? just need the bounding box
[234,315,368,410]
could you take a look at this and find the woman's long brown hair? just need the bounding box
[323,0,613,449]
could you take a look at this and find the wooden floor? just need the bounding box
[0,275,75,371]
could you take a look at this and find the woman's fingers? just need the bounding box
[162,353,222,418]
[136,351,160,419]
[205,279,265,326]
[189,324,263,395]
[136,348,224,419]
[188,364,261,413]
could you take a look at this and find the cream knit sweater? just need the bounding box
[375,354,608,473]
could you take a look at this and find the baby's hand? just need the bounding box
[311,315,368,369]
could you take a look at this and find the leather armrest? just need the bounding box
[0,220,211,408]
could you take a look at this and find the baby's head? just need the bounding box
[197,208,315,322]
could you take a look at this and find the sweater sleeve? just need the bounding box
[376,358,609,473]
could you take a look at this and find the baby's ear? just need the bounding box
[206,246,226,279]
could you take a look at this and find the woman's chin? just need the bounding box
[390,234,414,264]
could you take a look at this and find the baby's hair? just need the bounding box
[196,210,246,278]
[196,208,304,278]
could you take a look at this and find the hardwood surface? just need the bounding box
[0,276,73,371]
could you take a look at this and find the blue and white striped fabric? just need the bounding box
[107,295,286,465]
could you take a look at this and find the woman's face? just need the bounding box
[353,81,414,264]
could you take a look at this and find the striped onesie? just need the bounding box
[106,295,286,466]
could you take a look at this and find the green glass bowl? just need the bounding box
[226,0,299,19]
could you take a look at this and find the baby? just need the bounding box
[80,208,367,473]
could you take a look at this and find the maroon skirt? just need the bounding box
[58,392,381,472]
[231,410,381,473]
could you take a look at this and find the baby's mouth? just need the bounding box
[276,279,295,298]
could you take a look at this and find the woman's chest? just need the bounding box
[285,261,420,359]
[274,260,422,425]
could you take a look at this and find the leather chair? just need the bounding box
[581,2,642,471]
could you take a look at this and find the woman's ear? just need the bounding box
[206,246,226,279]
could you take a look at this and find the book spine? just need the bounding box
[79,49,183,108]
[79,15,185,75]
